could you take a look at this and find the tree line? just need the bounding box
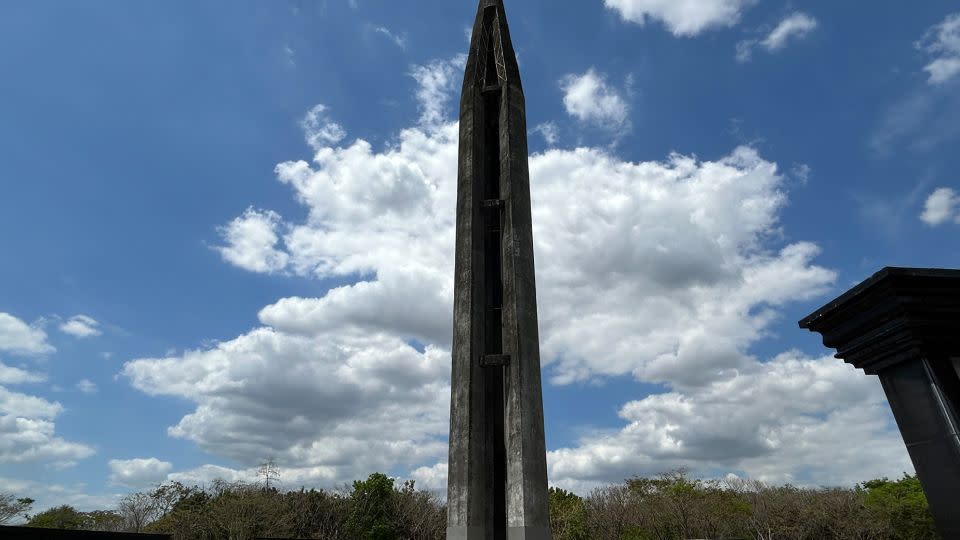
[1,470,939,539]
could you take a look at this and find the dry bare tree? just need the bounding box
[117,491,158,533]
[394,480,445,540]
[0,492,33,524]
[585,483,636,540]
[257,458,281,490]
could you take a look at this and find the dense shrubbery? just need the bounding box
[573,471,938,540]
[3,471,938,539]
[10,504,123,531]
[135,475,443,539]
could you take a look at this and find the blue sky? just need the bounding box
[1,0,959,512]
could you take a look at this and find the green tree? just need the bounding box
[548,487,588,540]
[150,481,197,518]
[654,470,701,538]
[347,473,397,540]
[623,470,709,540]
[0,493,34,524]
[144,485,214,538]
[861,474,939,540]
[26,505,88,529]
[275,487,351,540]
[206,480,276,540]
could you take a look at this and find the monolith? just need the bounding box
[447,1,552,539]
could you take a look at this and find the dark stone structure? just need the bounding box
[799,267,960,538]
[0,527,299,540]
[447,1,552,539]
[0,527,171,539]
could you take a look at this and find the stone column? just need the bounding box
[448,2,552,539]
[799,267,960,538]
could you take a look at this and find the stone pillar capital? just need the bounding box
[800,267,960,374]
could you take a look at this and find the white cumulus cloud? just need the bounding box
[167,464,255,486]
[560,69,630,133]
[216,208,290,274]
[0,388,94,467]
[920,187,960,226]
[737,12,818,62]
[0,386,61,419]
[126,56,910,491]
[0,361,45,385]
[123,328,450,486]
[534,122,560,146]
[918,13,960,85]
[605,0,756,36]
[59,315,102,338]
[762,13,818,51]
[410,462,448,492]
[109,457,173,488]
[0,476,121,517]
[548,351,908,491]
[0,313,93,468]
[410,57,464,130]
[301,104,347,151]
[76,379,98,394]
[0,313,55,356]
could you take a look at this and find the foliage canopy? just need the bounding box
[6,471,940,539]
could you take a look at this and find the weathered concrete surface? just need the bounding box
[448,1,551,539]
[800,267,960,539]
[446,526,486,540]
[506,526,553,540]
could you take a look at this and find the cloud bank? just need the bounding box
[128,57,909,493]
[1,313,94,469]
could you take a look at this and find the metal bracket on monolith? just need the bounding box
[799,267,960,538]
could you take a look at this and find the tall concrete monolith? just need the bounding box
[447,1,552,539]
